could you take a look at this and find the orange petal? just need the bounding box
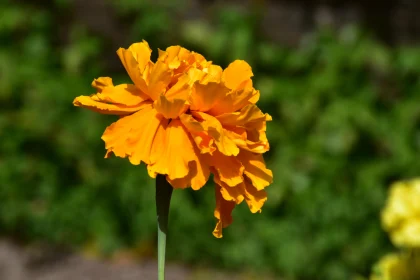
[158,46,191,70]
[222,60,253,90]
[122,41,150,69]
[101,105,165,165]
[97,84,150,106]
[213,172,245,204]
[147,61,173,100]
[224,128,269,154]
[213,184,236,238]
[243,179,267,213]
[127,41,153,72]
[126,109,167,165]
[237,151,273,191]
[73,83,151,115]
[192,112,239,156]
[189,82,230,112]
[91,77,113,92]
[187,68,207,85]
[164,74,191,100]
[248,90,260,104]
[179,114,216,154]
[201,65,223,84]
[117,45,149,94]
[210,150,244,187]
[154,95,188,119]
[148,120,198,180]
[216,104,268,127]
[247,124,269,144]
[167,150,210,190]
[207,88,258,116]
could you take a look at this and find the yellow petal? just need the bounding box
[117,46,149,94]
[222,60,253,90]
[192,112,239,156]
[148,120,198,180]
[154,95,188,119]
[213,184,236,238]
[237,150,273,190]
[73,83,151,115]
[147,61,173,100]
[189,82,230,112]
[210,150,244,187]
[101,105,164,165]
[243,178,267,213]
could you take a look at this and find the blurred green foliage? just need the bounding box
[1,1,420,279]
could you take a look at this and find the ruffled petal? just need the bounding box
[158,46,208,77]
[224,127,269,154]
[148,120,198,180]
[147,61,173,100]
[154,95,188,119]
[186,68,207,85]
[167,150,210,190]
[210,150,244,187]
[98,84,150,106]
[237,150,273,191]
[248,90,260,104]
[213,172,245,204]
[158,46,192,70]
[189,82,230,112]
[216,104,267,127]
[164,74,191,100]
[222,60,253,90]
[243,178,267,213]
[91,77,113,91]
[213,184,236,238]
[127,41,153,72]
[207,88,259,116]
[101,105,164,165]
[73,82,151,115]
[117,44,150,94]
[201,65,223,84]
[179,114,215,154]
[192,111,239,156]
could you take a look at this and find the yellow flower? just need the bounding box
[370,252,420,280]
[73,40,273,238]
[381,179,420,248]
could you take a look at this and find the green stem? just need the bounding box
[156,174,173,280]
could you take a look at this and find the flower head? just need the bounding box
[381,179,420,248]
[73,40,273,238]
[370,252,420,280]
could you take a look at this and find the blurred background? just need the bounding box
[1,0,420,279]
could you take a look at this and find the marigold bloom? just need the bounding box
[370,252,420,280]
[73,40,273,238]
[381,179,420,248]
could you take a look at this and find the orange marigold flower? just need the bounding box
[73,40,273,238]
